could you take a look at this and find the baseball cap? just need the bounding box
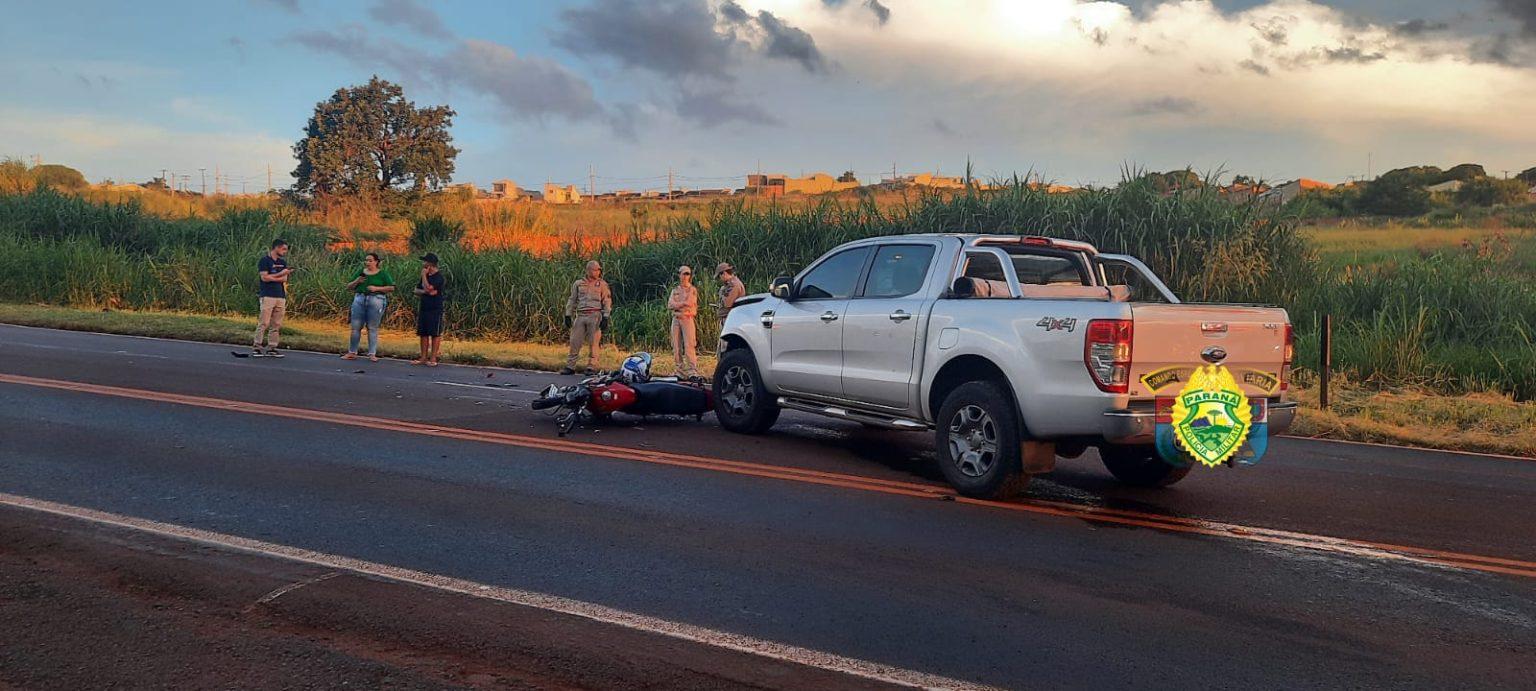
[715,262,734,276]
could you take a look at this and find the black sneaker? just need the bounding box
[559,367,575,375]
[266,348,284,359]
[250,348,266,358]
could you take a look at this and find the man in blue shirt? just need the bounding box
[252,239,291,357]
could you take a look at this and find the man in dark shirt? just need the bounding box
[252,239,291,357]
[412,253,447,366]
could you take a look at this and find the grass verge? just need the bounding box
[3,303,1530,459]
[0,303,717,375]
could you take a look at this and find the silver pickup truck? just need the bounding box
[712,234,1297,498]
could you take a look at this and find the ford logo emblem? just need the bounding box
[1201,346,1228,363]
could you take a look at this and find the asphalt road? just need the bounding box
[1,324,1533,689]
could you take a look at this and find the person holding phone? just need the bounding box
[342,252,394,362]
[412,253,446,367]
[252,238,291,358]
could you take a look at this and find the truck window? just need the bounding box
[798,247,871,299]
[1011,253,1089,286]
[962,252,1007,281]
[862,244,935,299]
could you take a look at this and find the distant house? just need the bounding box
[1425,180,1464,194]
[1258,178,1334,205]
[491,179,520,199]
[447,182,478,198]
[1220,182,1270,203]
[746,172,860,197]
[543,183,582,204]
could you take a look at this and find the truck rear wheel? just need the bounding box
[713,348,780,434]
[1099,445,1192,487]
[935,381,1028,499]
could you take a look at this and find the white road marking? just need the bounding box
[254,571,342,605]
[0,491,993,691]
[433,380,539,396]
[4,342,171,360]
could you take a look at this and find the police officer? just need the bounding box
[714,262,745,327]
[667,265,700,379]
[562,260,612,375]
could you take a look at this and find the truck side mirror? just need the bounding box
[770,276,794,300]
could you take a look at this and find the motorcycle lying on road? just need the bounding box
[531,353,713,436]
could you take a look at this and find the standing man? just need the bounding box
[252,238,290,358]
[714,262,745,327]
[667,265,700,379]
[413,252,447,367]
[562,260,612,375]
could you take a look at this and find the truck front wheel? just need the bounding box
[935,381,1028,499]
[1099,445,1192,487]
[713,348,780,434]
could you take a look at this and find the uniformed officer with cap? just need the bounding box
[714,262,745,328]
[562,260,612,375]
[667,265,700,379]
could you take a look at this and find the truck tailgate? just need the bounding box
[1127,304,1289,399]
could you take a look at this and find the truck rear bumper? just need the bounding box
[1101,400,1297,445]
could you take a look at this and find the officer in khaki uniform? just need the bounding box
[714,262,745,327]
[563,260,612,374]
[666,265,700,379]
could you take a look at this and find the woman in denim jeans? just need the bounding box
[342,253,395,362]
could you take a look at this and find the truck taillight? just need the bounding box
[1085,319,1133,394]
[1280,323,1294,391]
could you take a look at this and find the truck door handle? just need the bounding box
[889,310,911,322]
[760,310,774,328]
[820,311,840,323]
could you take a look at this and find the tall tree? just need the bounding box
[292,76,458,197]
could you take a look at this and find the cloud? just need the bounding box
[288,28,607,124]
[367,0,453,40]
[674,85,779,127]
[1129,96,1203,116]
[1239,59,1270,75]
[1322,46,1385,63]
[1492,0,1536,37]
[227,36,248,61]
[436,40,604,121]
[720,0,750,23]
[251,0,299,14]
[930,118,956,137]
[0,107,291,185]
[757,10,828,73]
[1393,19,1448,36]
[822,0,890,26]
[553,0,735,79]
[866,0,891,26]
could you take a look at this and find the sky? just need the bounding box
[4,0,1536,192]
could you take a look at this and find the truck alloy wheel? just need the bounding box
[720,365,756,418]
[947,405,998,478]
[934,381,1027,498]
[713,348,780,434]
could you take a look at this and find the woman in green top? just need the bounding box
[343,252,395,361]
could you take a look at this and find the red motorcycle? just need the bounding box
[532,354,713,436]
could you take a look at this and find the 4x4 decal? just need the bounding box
[1035,316,1078,332]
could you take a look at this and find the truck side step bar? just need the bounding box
[775,397,930,431]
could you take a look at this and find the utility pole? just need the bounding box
[267,164,273,193]
[160,169,168,190]
[199,168,207,196]
[668,166,674,198]
[588,164,595,198]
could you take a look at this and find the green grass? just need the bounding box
[0,302,718,374]
[4,180,1535,402]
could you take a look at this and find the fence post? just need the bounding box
[1319,314,1332,411]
